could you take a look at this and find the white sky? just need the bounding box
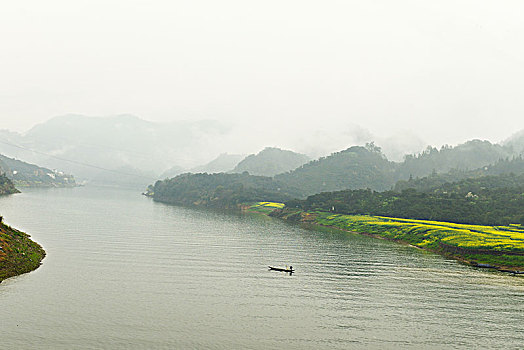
[1,0,524,146]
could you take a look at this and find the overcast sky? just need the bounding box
[2,0,524,147]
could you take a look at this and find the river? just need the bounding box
[0,186,523,349]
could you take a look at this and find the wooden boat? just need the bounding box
[268,266,294,273]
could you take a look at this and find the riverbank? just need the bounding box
[247,202,524,274]
[0,218,46,282]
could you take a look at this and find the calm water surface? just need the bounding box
[0,187,523,349]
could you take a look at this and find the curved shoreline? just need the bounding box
[0,218,46,283]
[248,206,524,275]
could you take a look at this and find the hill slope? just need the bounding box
[232,147,309,177]
[0,154,75,187]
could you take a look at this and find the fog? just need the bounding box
[2,1,524,162]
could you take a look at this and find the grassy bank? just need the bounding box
[247,202,524,273]
[0,219,46,282]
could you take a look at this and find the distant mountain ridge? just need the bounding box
[150,132,524,207]
[232,147,309,177]
[0,114,232,187]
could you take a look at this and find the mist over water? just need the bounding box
[1,187,522,349]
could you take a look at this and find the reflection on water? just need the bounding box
[0,186,523,349]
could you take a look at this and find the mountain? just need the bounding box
[394,156,524,192]
[232,147,309,177]
[275,143,398,196]
[397,140,512,179]
[0,154,75,187]
[189,153,245,174]
[503,129,524,156]
[0,114,231,187]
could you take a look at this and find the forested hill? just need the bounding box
[0,154,76,187]
[274,140,514,197]
[148,137,524,213]
[0,173,19,195]
[275,144,397,196]
[397,140,512,179]
[232,147,309,177]
[148,172,299,208]
[286,172,524,226]
[395,156,524,192]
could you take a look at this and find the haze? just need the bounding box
[2,0,524,148]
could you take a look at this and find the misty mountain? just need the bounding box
[503,129,524,156]
[0,114,232,186]
[394,156,524,192]
[275,143,398,196]
[397,140,513,179]
[88,165,157,190]
[231,147,310,177]
[0,154,75,187]
[190,153,246,174]
[148,134,524,209]
[276,140,515,197]
[159,165,186,180]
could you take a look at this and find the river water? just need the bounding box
[0,186,523,349]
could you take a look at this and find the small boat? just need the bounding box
[268,266,294,273]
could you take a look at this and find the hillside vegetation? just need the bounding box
[232,147,309,177]
[0,219,46,282]
[0,154,75,187]
[151,138,523,206]
[148,172,298,209]
[287,173,524,226]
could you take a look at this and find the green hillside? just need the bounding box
[0,154,76,187]
[232,147,309,177]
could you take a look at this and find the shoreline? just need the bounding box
[0,218,46,283]
[245,204,524,275]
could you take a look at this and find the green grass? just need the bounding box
[0,222,46,282]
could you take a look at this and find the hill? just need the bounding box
[0,173,19,195]
[275,143,398,196]
[394,156,524,192]
[0,154,75,187]
[503,130,524,156]
[148,172,298,208]
[232,147,309,177]
[286,172,524,226]
[0,219,46,282]
[0,114,231,186]
[397,140,512,179]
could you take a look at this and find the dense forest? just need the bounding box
[275,143,397,195]
[286,173,524,226]
[149,137,524,226]
[148,172,298,209]
[231,147,310,177]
